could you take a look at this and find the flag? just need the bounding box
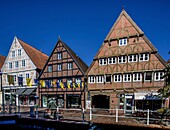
[77,82,81,88]
[60,82,64,89]
[40,80,45,87]
[73,83,76,88]
[7,75,14,85]
[52,81,56,85]
[34,79,39,85]
[67,82,71,89]
[82,82,84,88]
[18,76,23,86]
[45,80,51,88]
[57,82,60,88]
[26,78,32,86]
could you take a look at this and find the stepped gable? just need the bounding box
[0,55,6,69]
[18,38,49,70]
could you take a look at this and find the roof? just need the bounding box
[18,38,49,70]
[62,40,88,74]
[0,55,6,70]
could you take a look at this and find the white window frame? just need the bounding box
[57,52,62,60]
[128,55,138,62]
[18,49,21,56]
[22,60,26,67]
[133,73,142,82]
[58,64,62,71]
[123,74,131,82]
[12,51,15,57]
[139,53,149,61]
[108,57,116,64]
[118,55,126,64]
[154,72,164,81]
[119,38,127,46]
[96,75,104,83]
[15,61,19,68]
[99,58,107,66]
[88,76,95,83]
[26,73,30,78]
[9,62,12,69]
[68,62,73,70]
[114,74,122,82]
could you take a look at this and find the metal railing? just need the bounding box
[0,105,169,126]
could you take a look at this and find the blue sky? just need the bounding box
[0,0,169,66]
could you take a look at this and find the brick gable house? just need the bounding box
[86,9,167,112]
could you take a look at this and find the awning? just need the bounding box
[22,88,35,95]
[134,92,159,100]
[14,88,26,95]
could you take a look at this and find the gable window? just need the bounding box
[68,62,73,70]
[119,38,127,46]
[105,75,112,83]
[15,61,19,68]
[12,51,15,57]
[9,62,12,69]
[96,75,104,83]
[154,72,164,81]
[48,65,53,72]
[58,64,62,71]
[22,60,26,67]
[123,74,131,82]
[145,72,152,81]
[114,74,122,82]
[18,49,21,56]
[108,57,116,64]
[118,55,126,64]
[133,73,142,82]
[128,55,138,62]
[57,52,62,60]
[88,76,95,83]
[99,58,107,65]
[139,53,149,61]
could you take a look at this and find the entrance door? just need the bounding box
[92,95,109,109]
[125,94,134,113]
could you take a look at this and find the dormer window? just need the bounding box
[119,38,127,46]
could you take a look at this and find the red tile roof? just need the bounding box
[0,55,6,70]
[18,38,49,70]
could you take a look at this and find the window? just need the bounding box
[18,49,21,56]
[154,72,164,81]
[58,64,62,71]
[118,55,126,64]
[114,74,122,82]
[133,73,142,82]
[48,65,53,72]
[119,38,127,46]
[139,53,149,61]
[68,62,73,70]
[9,62,12,69]
[88,76,95,83]
[105,75,112,83]
[26,73,30,78]
[108,57,116,64]
[123,74,131,82]
[145,72,152,81]
[15,61,19,68]
[57,52,62,60]
[22,60,26,67]
[99,58,107,65]
[96,75,104,83]
[13,75,16,82]
[12,51,15,57]
[128,55,138,62]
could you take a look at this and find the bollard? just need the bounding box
[82,108,85,122]
[147,109,149,125]
[56,107,59,121]
[90,106,92,121]
[116,108,118,122]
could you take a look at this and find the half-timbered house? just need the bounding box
[86,9,167,112]
[1,36,48,106]
[38,38,88,109]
